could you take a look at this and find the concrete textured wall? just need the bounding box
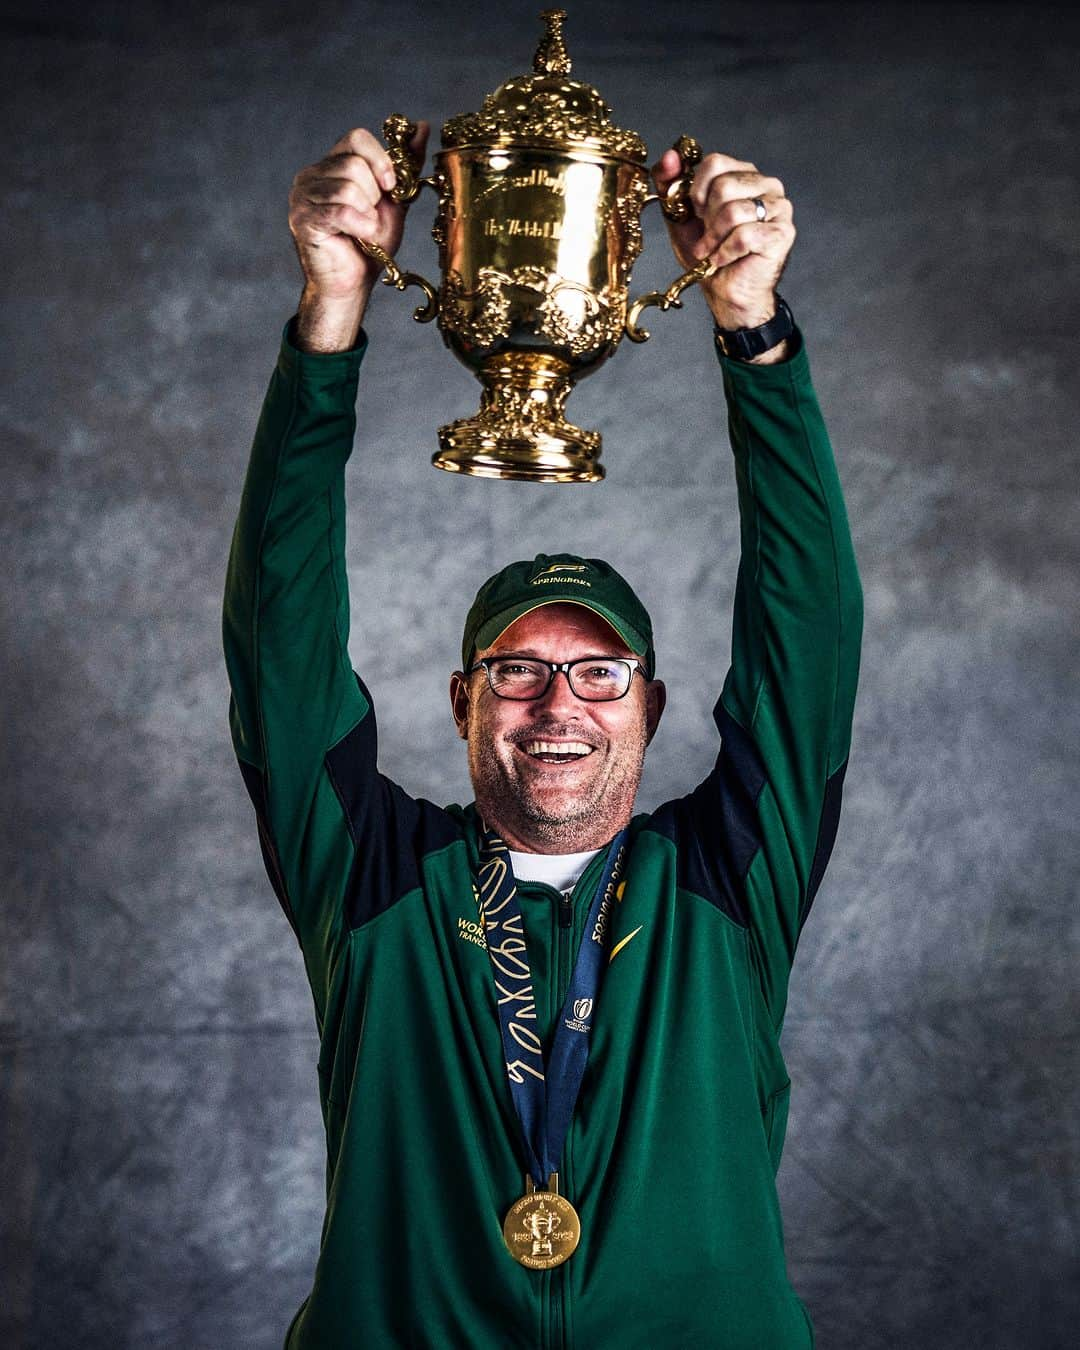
[3,2,1077,1346]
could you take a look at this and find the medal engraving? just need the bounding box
[502,1189,581,1269]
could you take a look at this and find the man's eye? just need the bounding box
[492,661,543,681]
[579,664,620,682]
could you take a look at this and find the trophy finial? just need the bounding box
[535,9,571,76]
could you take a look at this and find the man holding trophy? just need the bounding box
[224,18,861,1346]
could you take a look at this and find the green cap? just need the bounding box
[461,553,655,678]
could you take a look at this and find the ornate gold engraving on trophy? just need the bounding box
[356,9,715,482]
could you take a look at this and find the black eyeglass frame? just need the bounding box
[468,656,646,702]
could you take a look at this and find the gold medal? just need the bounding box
[502,1173,581,1269]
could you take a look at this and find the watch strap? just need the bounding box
[713,295,795,360]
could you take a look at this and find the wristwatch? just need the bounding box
[713,295,795,361]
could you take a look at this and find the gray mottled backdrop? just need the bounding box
[3,1,1077,1346]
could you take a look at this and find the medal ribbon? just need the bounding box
[478,827,628,1188]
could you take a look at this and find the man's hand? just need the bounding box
[289,123,430,353]
[652,149,796,361]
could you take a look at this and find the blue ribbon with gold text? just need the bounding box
[478,827,628,1187]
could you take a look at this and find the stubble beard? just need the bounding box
[469,719,649,851]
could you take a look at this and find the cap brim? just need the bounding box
[473,598,648,667]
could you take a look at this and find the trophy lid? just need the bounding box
[441,9,647,162]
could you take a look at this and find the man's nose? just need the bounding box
[534,668,581,714]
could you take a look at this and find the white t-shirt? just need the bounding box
[508,848,602,894]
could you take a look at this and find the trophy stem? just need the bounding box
[434,351,603,483]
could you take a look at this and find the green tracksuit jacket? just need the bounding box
[223,321,862,1350]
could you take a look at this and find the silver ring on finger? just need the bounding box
[753,197,767,222]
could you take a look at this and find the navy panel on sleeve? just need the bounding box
[324,676,463,932]
[802,758,848,929]
[645,700,767,927]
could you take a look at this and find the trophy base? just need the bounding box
[434,424,603,483]
[433,352,604,484]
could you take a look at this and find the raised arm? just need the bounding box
[222,125,434,1021]
[717,337,862,1024]
[652,151,862,1025]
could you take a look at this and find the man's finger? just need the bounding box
[698,151,756,174]
[327,127,396,188]
[702,172,785,214]
[650,147,683,190]
[295,161,384,213]
[409,120,431,158]
[703,220,795,269]
[690,154,758,209]
[292,199,379,246]
[696,192,794,244]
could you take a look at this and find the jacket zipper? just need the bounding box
[553,889,573,1350]
[530,872,601,1350]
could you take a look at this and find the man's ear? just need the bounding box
[644,679,666,746]
[449,671,471,740]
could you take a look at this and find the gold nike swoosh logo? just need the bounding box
[608,925,643,964]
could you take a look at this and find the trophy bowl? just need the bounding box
[359,9,713,483]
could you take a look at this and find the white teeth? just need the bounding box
[523,740,593,757]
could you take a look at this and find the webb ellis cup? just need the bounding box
[359,9,714,482]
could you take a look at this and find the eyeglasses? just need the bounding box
[470,655,645,702]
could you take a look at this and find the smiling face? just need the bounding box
[450,603,666,853]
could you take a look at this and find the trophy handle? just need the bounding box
[351,114,441,323]
[625,134,716,344]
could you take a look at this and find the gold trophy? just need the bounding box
[358,9,714,483]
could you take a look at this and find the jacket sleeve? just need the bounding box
[222,322,377,1024]
[652,331,863,1027]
